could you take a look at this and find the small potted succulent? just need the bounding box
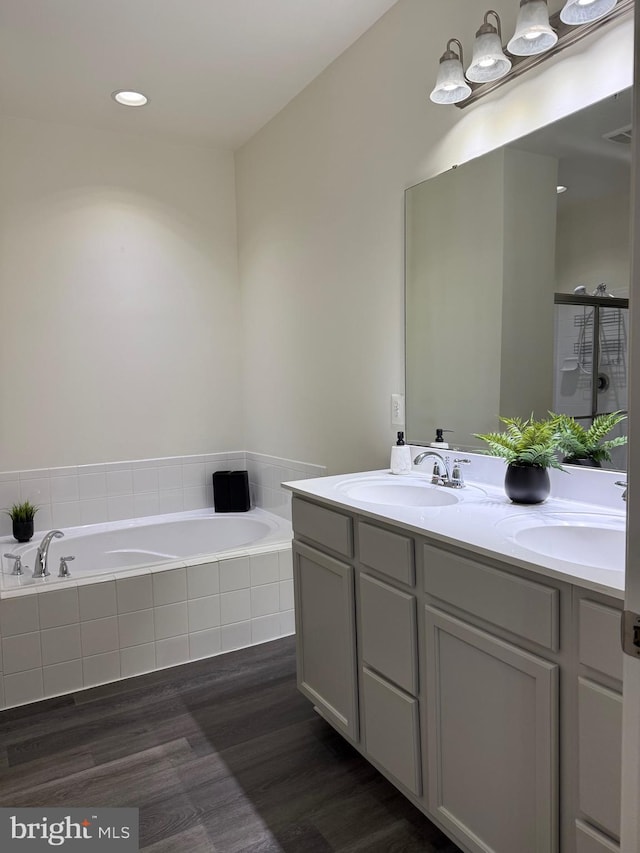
[6,500,39,542]
[550,411,627,468]
[475,415,563,504]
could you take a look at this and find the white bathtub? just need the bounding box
[1,508,291,588]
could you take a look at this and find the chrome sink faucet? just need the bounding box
[413,451,470,488]
[33,530,64,578]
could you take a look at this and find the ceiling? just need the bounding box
[0,0,399,149]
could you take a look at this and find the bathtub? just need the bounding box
[1,507,291,588]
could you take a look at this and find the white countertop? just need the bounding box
[284,469,626,599]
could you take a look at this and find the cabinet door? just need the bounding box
[293,541,358,741]
[425,606,559,853]
[578,678,622,840]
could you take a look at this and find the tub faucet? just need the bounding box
[413,451,470,488]
[33,530,64,578]
[615,481,628,502]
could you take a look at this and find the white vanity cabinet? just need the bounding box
[290,493,624,853]
[575,592,623,853]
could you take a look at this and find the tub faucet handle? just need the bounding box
[615,481,628,501]
[58,556,75,578]
[4,553,23,575]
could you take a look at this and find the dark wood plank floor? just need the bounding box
[0,637,461,852]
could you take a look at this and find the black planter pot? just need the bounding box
[12,519,34,543]
[562,455,602,469]
[504,463,550,505]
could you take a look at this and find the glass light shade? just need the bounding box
[430,58,471,104]
[111,90,148,107]
[466,31,512,83]
[560,0,617,25]
[507,0,558,56]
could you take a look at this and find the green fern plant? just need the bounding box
[6,500,39,522]
[474,415,564,469]
[550,411,627,464]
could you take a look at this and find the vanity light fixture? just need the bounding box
[507,0,558,56]
[429,39,471,105]
[111,90,149,107]
[466,11,512,83]
[560,0,618,25]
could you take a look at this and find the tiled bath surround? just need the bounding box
[0,450,325,536]
[0,450,325,710]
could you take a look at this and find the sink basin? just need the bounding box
[498,513,626,572]
[340,479,459,508]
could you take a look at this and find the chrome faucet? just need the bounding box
[615,481,628,502]
[33,530,64,578]
[413,451,470,488]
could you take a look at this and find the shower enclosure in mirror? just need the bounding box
[405,89,631,469]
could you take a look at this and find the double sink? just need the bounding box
[336,473,625,574]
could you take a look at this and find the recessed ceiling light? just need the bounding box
[557,185,568,194]
[111,90,149,107]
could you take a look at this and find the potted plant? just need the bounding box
[550,411,627,467]
[474,415,563,504]
[6,500,39,542]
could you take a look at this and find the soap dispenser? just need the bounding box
[391,431,412,475]
[431,428,453,450]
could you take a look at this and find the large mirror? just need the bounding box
[405,89,631,470]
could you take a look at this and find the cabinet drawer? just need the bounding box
[360,573,418,695]
[578,678,622,840]
[576,820,620,853]
[424,543,559,651]
[292,498,353,559]
[579,600,623,682]
[359,522,414,586]
[362,667,422,797]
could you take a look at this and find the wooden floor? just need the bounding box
[0,637,461,852]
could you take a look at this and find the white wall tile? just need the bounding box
[251,584,279,618]
[50,476,79,503]
[219,557,250,592]
[221,621,251,652]
[279,580,294,611]
[279,610,295,636]
[4,668,44,706]
[38,588,79,629]
[182,463,205,488]
[220,589,251,625]
[20,468,49,481]
[251,615,281,644]
[116,575,153,613]
[80,498,109,525]
[158,490,184,514]
[82,651,120,688]
[49,466,78,479]
[133,493,160,518]
[43,659,83,697]
[78,464,106,476]
[0,481,21,510]
[250,552,280,586]
[3,632,42,674]
[20,477,51,505]
[79,581,117,621]
[188,595,220,632]
[41,624,82,666]
[153,568,187,606]
[187,561,219,599]
[107,470,133,496]
[107,495,134,521]
[154,602,188,640]
[133,467,159,494]
[81,616,119,656]
[158,466,182,490]
[156,635,189,668]
[189,628,221,660]
[183,486,208,510]
[0,595,39,637]
[120,643,155,678]
[278,549,293,580]
[51,501,82,528]
[0,636,3,671]
[118,609,154,648]
[78,473,107,500]
[0,676,4,708]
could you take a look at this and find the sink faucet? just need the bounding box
[413,451,470,488]
[33,530,64,578]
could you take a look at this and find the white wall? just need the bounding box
[236,0,634,474]
[0,116,242,470]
